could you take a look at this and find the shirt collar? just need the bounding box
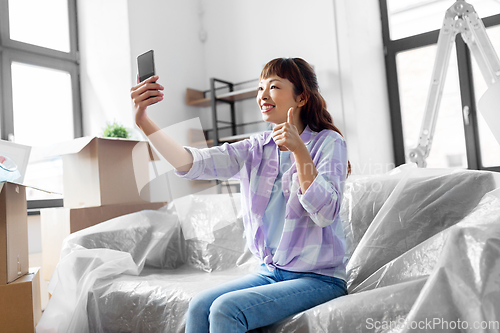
[263,125,316,146]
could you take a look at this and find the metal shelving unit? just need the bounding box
[186,78,267,193]
[186,78,263,146]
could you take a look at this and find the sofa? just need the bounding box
[36,165,500,332]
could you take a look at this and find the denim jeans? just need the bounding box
[185,264,347,333]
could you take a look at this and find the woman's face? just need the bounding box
[257,75,304,125]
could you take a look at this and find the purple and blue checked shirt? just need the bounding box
[176,125,348,280]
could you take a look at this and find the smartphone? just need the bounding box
[137,50,156,82]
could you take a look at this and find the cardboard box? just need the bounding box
[0,267,42,333]
[0,182,29,285]
[40,201,167,281]
[52,137,153,208]
[1,140,53,285]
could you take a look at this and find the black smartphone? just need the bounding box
[137,50,156,82]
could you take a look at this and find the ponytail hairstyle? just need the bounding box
[260,57,351,176]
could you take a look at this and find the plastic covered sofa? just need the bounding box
[36,165,500,333]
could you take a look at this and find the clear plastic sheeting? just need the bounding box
[261,167,500,332]
[36,193,256,333]
[37,166,500,333]
[344,165,497,291]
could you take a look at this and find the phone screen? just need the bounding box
[137,50,155,82]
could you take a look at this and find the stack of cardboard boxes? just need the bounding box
[0,183,42,332]
[0,140,42,332]
[40,137,168,282]
[0,137,167,330]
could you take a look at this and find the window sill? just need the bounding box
[27,198,63,215]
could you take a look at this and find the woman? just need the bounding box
[131,57,349,333]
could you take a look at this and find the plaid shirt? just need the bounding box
[176,126,348,279]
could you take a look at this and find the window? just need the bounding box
[0,0,82,206]
[397,44,468,168]
[380,0,500,172]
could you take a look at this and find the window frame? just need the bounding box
[379,0,500,172]
[0,0,82,142]
[0,0,83,211]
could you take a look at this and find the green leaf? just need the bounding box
[103,122,131,139]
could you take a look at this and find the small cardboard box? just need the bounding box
[0,182,29,285]
[40,201,167,281]
[0,267,42,333]
[51,137,153,208]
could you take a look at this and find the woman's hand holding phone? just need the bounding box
[130,75,164,126]
[129,75,193,173]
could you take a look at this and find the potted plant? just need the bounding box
[102,121,131,139]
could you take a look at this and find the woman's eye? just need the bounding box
[258,86,263,91]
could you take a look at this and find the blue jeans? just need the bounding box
[185,264,347,333]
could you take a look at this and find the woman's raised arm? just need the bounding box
[131,75,193,173]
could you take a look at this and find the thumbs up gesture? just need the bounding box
[272,107,304,152]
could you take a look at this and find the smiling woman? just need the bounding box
[258,58,351,174]
[131,57,351,333]
[258,77,306,128]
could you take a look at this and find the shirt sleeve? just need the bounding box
[297,133,348,227]
[174,138,255,181]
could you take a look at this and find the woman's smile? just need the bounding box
[261,103,275,113]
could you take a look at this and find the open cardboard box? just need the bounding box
[40,201,168,281]
[0,267,41,333]
[49,136,155,208]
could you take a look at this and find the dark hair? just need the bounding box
[260,57,351,176]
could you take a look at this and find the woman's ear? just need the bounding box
[297,94,307,107]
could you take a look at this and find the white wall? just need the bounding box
[77,0,134,138]
[334,0,395,174]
